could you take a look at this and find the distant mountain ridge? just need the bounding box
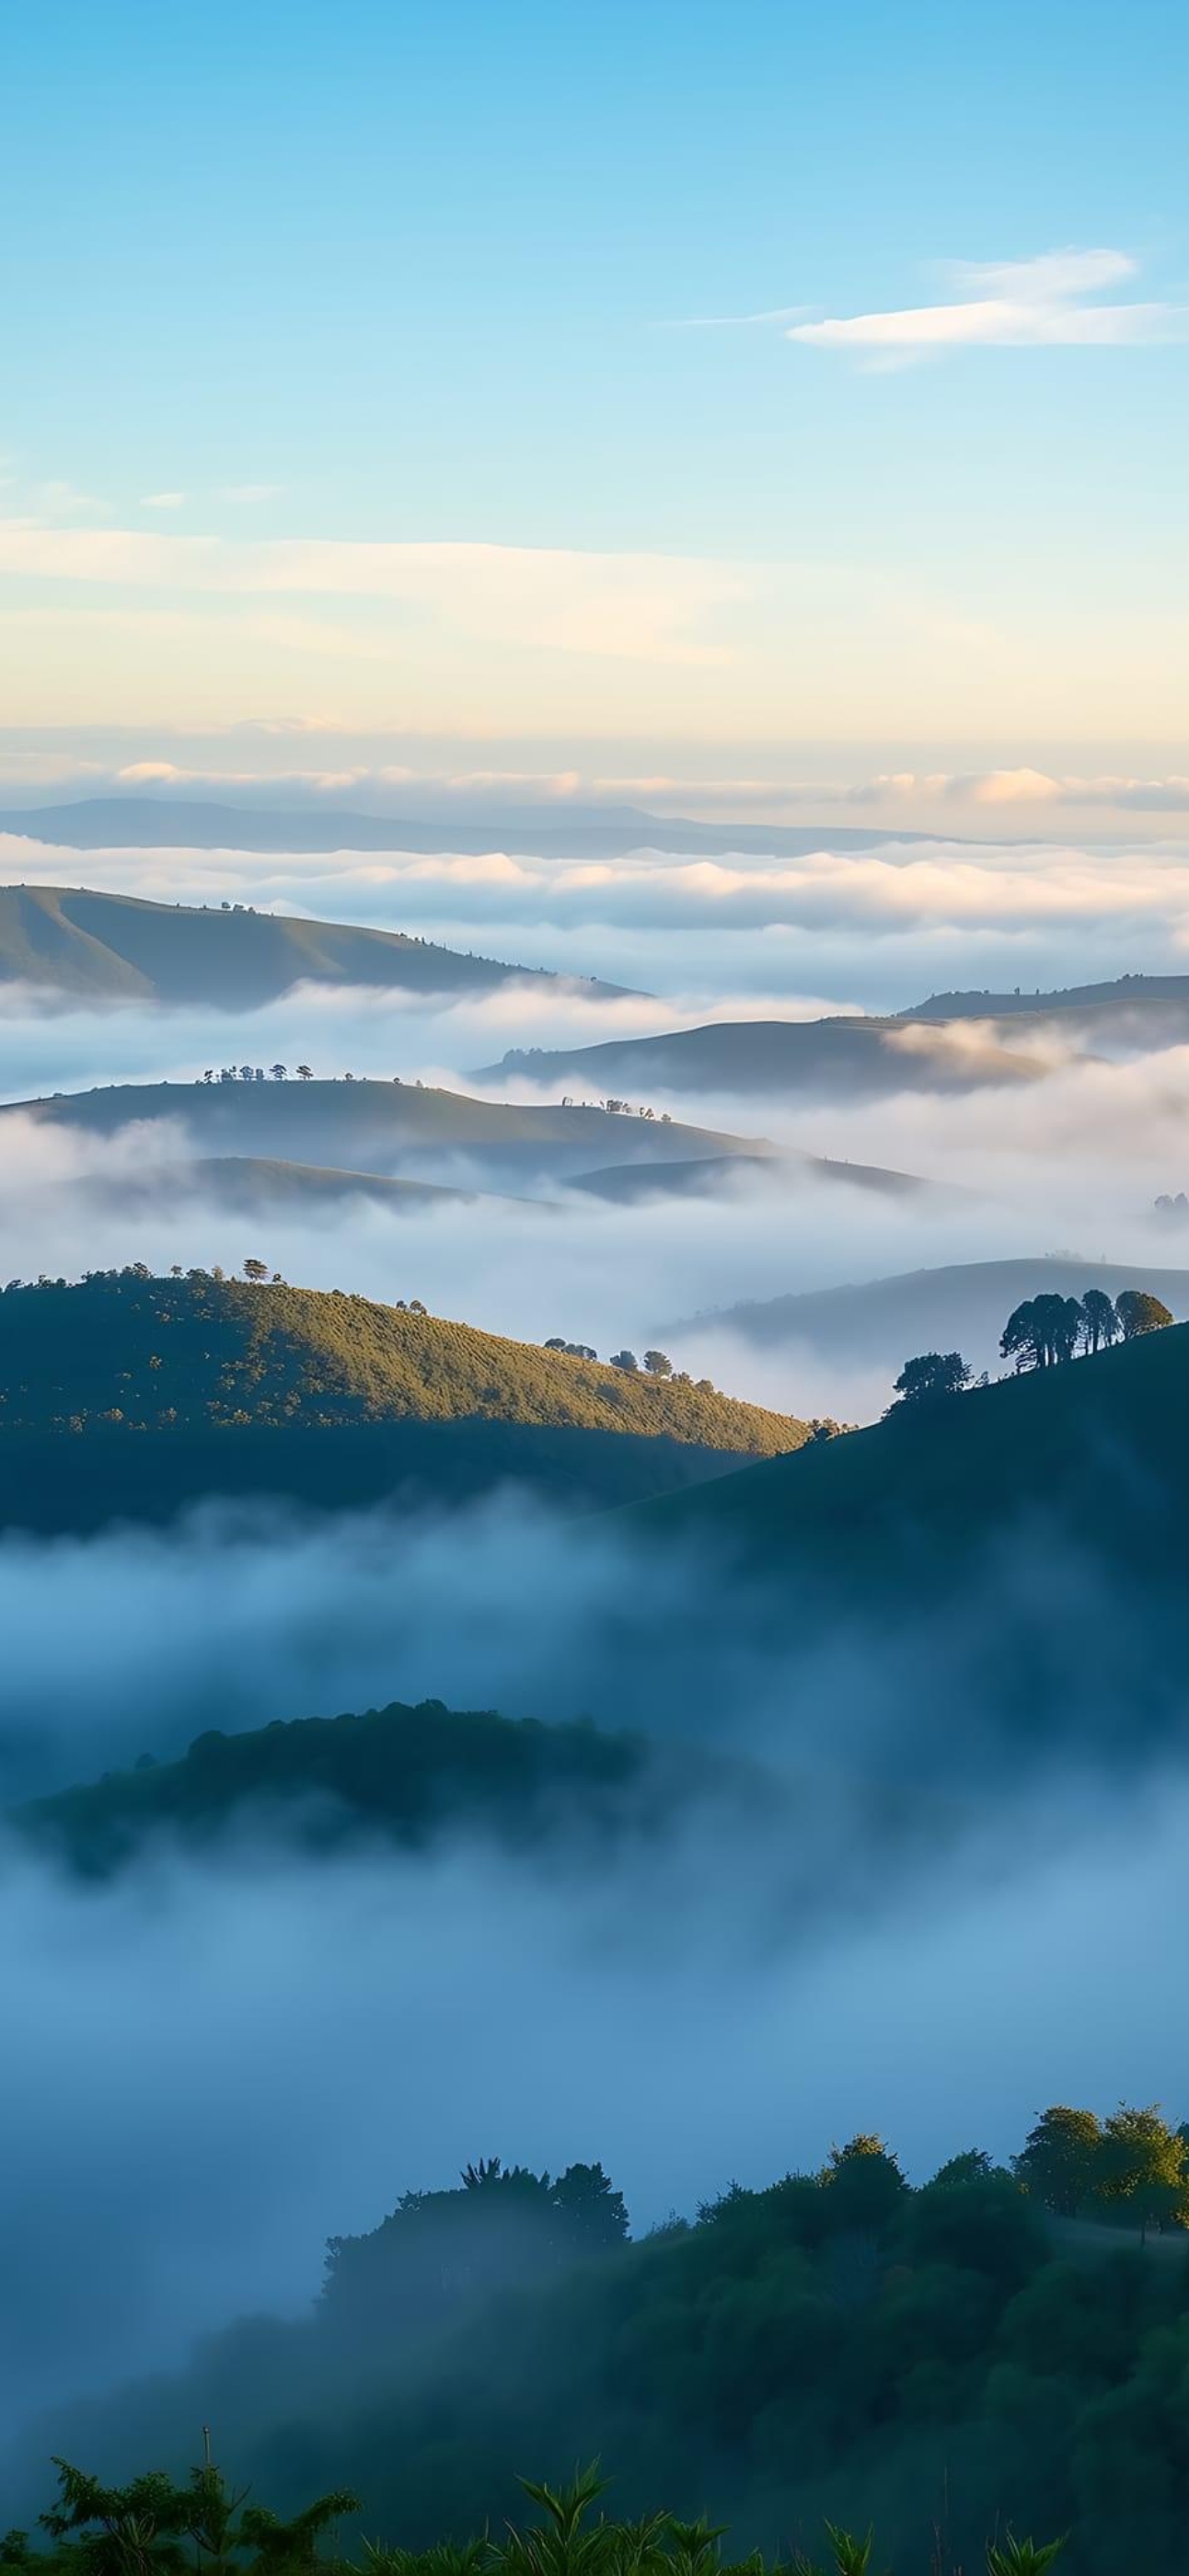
[0,881,632,1006]
[0,793,946,860]
[903,973,1189,1018]
[692,1255,1189,1376]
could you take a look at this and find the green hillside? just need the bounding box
[0,881,630,1006]
[478,1013,1045,1101]
[4,1078,764,1189]
[33,2122,1188,2570]
[637,1315,1189,1603]
[0,1270,811,1450]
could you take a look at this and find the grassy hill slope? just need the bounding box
[0,882,629,1006]
[0,1273,814,1534]
[75,1153,521,1216]
[702,1254,1189,1374]
[0,1271,810,1451]
[3,1078,762,1188]
[906,972,1189,1020]
[478,1014,1045,1102]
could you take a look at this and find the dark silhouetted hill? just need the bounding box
[636,1315,1189,1611]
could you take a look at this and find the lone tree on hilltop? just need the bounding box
[891,1351,971,1406]
[1115,1287,1173,1340]
[243,1258,269,1283]
[296,1064,313,1081]
[643,1349,673,1377]
[609,1349,639,1373]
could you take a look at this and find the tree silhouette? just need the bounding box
[1079,1288,1119,1353]
[243,1259,269,1284]
[296,1064,313,1081]
[643,1350,673,1377]
[891,1351,971,1404]
[610,1350,639,1373]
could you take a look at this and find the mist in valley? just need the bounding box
[6,829,1189,2532]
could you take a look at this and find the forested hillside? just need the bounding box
[0,1271,809,1452]
[28,2119,1189,2571]
[15,1696,750,1876]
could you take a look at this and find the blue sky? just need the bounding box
[2,0,1187,825]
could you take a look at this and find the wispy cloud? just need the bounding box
[141,491,188,510]
[672,304,811,330]
[218,484,284,504]
[0,524,750,666]
[787,248,1189,358]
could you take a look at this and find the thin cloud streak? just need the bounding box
[787,247,1189,355]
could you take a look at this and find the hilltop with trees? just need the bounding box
[0,1271,820,1534]
[889,1282,1174,1409]
[26,2108,1189,2572]
[683,1259,1189,1383]
[634,1306,1189,1626]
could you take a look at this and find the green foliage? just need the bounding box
[1114,1288,1173,1340]
[14,1698,691,1879]
[49,2102,1189,2572]
[11,2457,1068,2576]
[0,1274,810,1459]
[985,2540,1066,2575]
[1013,2102,1189,2233]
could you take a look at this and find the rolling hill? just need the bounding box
[0,1271,816,1533]
[2,1076,767,1192]
[477,1013,1051,1103]
[695,1254,1189,1379]
[0,881,630,1006]
[905,972,1189,1024]
[72,1152,526,1218]
[635,1313,1189,1617]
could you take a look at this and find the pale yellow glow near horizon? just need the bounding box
[0,520,1186,751]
